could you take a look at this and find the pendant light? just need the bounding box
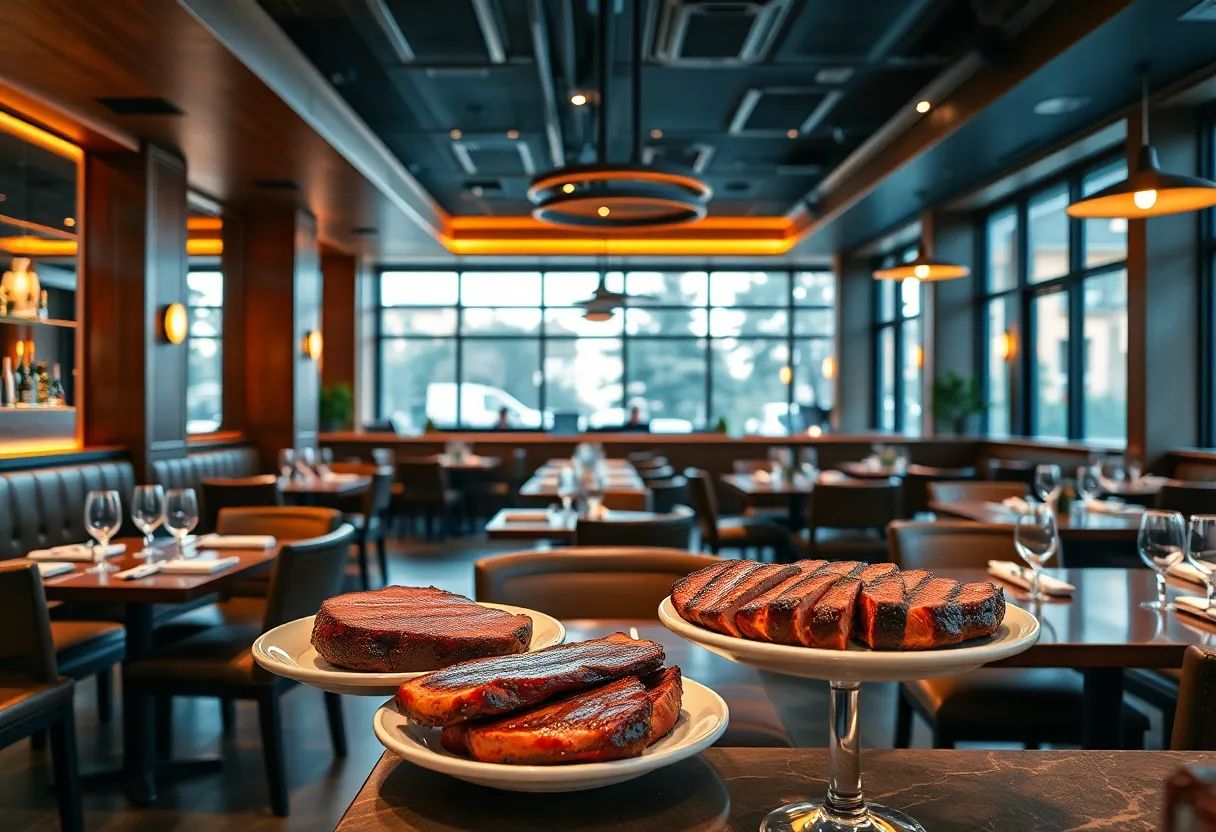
[872,241,969,281]
[1067,68,1216,219]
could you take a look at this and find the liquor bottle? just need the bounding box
[15,357,31,406]
[35,362,49,405]
[37,290,48,319]
[47,363,64,406]
[1,357,12,406]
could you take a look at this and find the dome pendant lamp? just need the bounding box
[873,240,969,281]
[1067,68,1216,219]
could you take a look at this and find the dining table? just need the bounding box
[720,471,814,530]
[839,460,906,479]
[279,472,371,499]
[519,461,647,505]
[438,454,501,472]
[484,508,669,542]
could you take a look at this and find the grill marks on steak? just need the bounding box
[737,567,841,644]
[855,574,909,649]
[439,676,653,765]
[903,578,966,649]
[310,586,532,672]
[694,563,802,636]
[396,633,664,726]
[957,582,1006,641]
[799,576,863,649]
[642,666,683,743]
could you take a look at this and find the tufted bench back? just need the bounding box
[151,446,262,494]
[0,461,137,560]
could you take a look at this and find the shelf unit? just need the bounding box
[0,315,76,328]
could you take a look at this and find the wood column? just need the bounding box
[320,250,357,392]
[1126,106,1201,466]
[835,251,874,432]
[237,204,321,469]
[82,144,189,481]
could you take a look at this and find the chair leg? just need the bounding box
[30,729,47,750]
[257,692,290,817]
[375,534,389,587]
[96,667,113,723]
[324,692,347,757]
[48,707,84,832]
[220,697,237,737]
[155,696,173,758]
[122,684,156,805]
[931,728,954,749]
[356,535,371,591]
[894,693,913,748]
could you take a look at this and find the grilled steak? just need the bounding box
[396,633,664,726]
[311,586,532,672]
[670,560,734,615]
[799,576,863,650]
[673,560,761,629]
[903,578,966,649]
[900,569,933,594]
[737,566,841,644]
[859,563,898,583]
[440,677,653,765]
[694,562,802,636]
[854,573,909,649]
[957,582,1006,641]
[642,666,683,743]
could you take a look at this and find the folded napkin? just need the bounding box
[195,534,276,550]
[986,560,1075,597]
[502,510,551,523]
[1001,496,1033,514]
[157,555,240,574]
[1084,498,1144,515]
[1169,561,1212,587]
[1175,595,1216,621]
[35,562,75,578]
[27,543,125,562]
[818,469,847,484]
[324,472,362,483]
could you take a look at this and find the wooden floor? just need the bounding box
[2,537,1171,831]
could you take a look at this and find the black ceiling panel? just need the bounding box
[781,0,910,60]
[384,0,491,63]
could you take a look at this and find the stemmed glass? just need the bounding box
[83,490,122,575]
[556,466,578,517]
[582,464,605,518]
[165,489,200,559]
[131,484,165,560]
[278,448,296,481]
[799,447,818,480]
[1186,515,1216,610]
[1034,464,1062,507]
[1075,465,1101,514]
[1138,509,1186,610]
[1014,504,1059,601]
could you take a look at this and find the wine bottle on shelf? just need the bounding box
[37,290,48,319]
[35,362,49,405]
[15,358,31,406]
[48,363,64,406]
[1,357,12,407]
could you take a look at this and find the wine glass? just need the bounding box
[1186,515,1216,609]
[799,447,818,479]
[582,464,605,518]
[1075,465,1101,510]
[300,447,318,476]
[83,490,122,575]
[278,448,296,480]
[556,465,577,516]
[165,488,200,558]
[1014,504,1059,602]
[1034,464,1062,507]
[1138,509,1186,610]
[131,484,165,559]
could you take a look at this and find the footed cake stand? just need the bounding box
[658,597,1040,832]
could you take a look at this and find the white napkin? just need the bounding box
[27,543,125,562]
[157,555,240,574]
[1085,498,1144,515]
[502,510,550,523]
[1001,496,1033,514]
[196,534,276,550]
[1169,561,1212,587]
[986,560,1075,596]
[1175,595,1216,621]
[35,562,75,578]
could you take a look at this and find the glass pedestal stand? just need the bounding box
[760,681,923,832]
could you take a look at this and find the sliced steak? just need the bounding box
[642,666,683,743]
[396,633,664,726]
[670,560,734,616]
[900,569,934,593]
[903,578,965,649]
[311,585,532,672]
[672,560,757,627]
[957,582,1006,641]
[693,563,803,636]
[738,568,844,644]
[859,563,898,583]
[854,573,910,649]
[799,576,863,650]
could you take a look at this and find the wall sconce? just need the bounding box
[996,331,1017,361]
[303,330,323,360]
[821,356,836,380]
[163,303,188,344]
[913,345,925,369]
[778,365,793,385]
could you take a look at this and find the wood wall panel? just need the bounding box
[220,213,247,432]
[321,251,357,393]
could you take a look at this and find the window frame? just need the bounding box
[974,150,1129,443]
[185,268,224,435]
[373,268,836,432]
[1200,114,1216,448]
[871,246,922,435]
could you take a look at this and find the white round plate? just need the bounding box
[658,596,1039,683]
[373,677,728,792]
[252,603,566,696]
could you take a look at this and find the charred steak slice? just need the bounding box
[675,560,764,629]
[900,569,934,594]
[858,563,898,583]
[799,576,863,650]
[642,666,683,744]
[441,677,653,765]
[854,573,910,649]
[694,563,802,636]
[903,578,965,649]
[671,561,735,618]
[738,568,843,644]
[957,582,1006,641]
[311,585,532,672]
[396,633,664,726]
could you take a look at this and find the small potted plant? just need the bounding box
[714,416,728,434]
[932,371,985,436]
[319,383,354,432]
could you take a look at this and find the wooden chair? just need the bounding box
[986,458,1037,486]
[684,468,793,560]
[212,507,344,600]
[648,475,689,515]
[626,450,657,464]
[392,457,460,539]
[926,481,1028,506]
[123,525,356,816]
[0,563,82,832]
[800,478,901,561]
[201,475,280,534]
[901,464,977,516]
[631,456,670,471]
[1156,481,1216,518]
[322,462,395,589]
[888,520,1018,569]
[637,464,676,482]
[1171,645,1216,749]
[574,506,695,549]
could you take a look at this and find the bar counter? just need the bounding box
[339,747,1208,831]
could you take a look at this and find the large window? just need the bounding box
[186,270,223,434]
[978,157,1128,444]
[376,269,835,433]
[873,247,923,435]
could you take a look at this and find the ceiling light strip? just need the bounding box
[471,0,507,64]
[364,0,414,62]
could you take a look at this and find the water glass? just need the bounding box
[300,447,317,474]
[1014,504,1059,602]
[1034,464,1062,506]
[1186,515,1216,608]
[84,490,122,575]
[131,484,165,559]
[1075,465,1101,505]
[556,465,578,515]
[1138,509,1186,610]
[799,447,818,479]
[582,465,605,516]
[165,488,200,558]
[278,448,296,480]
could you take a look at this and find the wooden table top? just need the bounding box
[520,470,646,497]
[279,474,371,494]
[721,472,815,495]
[438,455,501,471]
[484,509,665,541]
[930,499,1141,536]
[338,747,1206,831]
[36,537,280,604]
[840,460,905,478]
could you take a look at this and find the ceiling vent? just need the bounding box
[642,143,716,173]
[652,0,792,66]
[1180,0,1216,21]
[728,87,841,136]
[451,138,535,176]
[95,96,183,116]
[383,0,507,63]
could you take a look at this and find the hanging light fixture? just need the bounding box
[1067,67,1216,219]
[528,0,711,229]
[872,242,969,281]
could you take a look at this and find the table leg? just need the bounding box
[123,605,156,805]
[1081,668,1124,750]
[788,494,806,533]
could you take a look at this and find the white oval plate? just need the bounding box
[658,596,1039,683]
[373,677,728,792]
[252,603,566,696]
